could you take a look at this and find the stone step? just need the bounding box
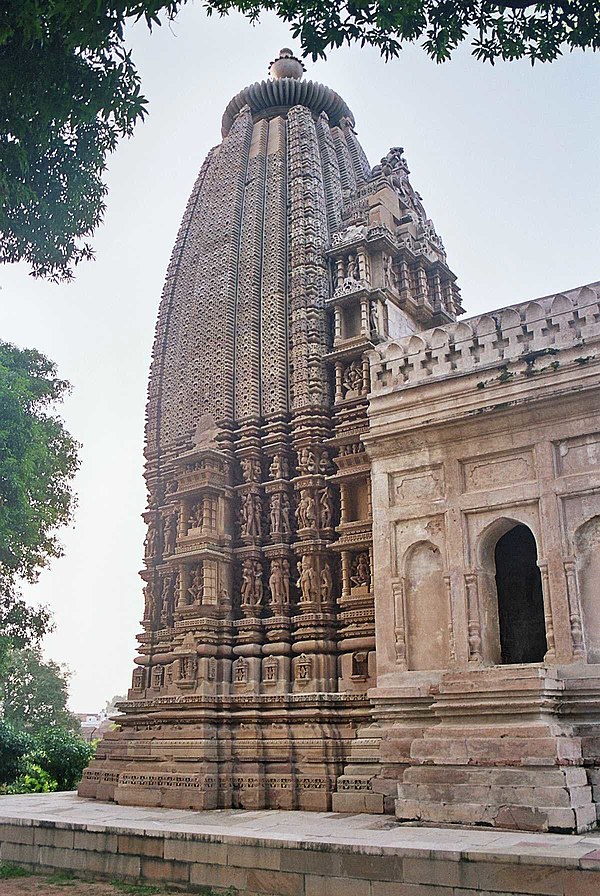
[395,796,598,832]
[397,781,592,809]
[411,735,583,765]
[402,764,589,786]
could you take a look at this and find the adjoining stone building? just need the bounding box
[80,50,600,833]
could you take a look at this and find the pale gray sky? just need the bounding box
[1,6,598,711]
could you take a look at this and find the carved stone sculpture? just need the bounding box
[351,552,371,588]
[241,493,261,537]
[298,555,319,603]
[163,511,177,555]
[188,501,203,530]
[343,360,363,395]
[240,558,255,607]
[188,564,203,603]
[297,489,317,529]
[269,454,289,480]
[319,488,334,529]
[321,562,333,602]
[144,520,161,559]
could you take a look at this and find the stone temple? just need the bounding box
[81,50,600,833]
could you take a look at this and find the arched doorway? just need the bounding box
[494,524,547,664]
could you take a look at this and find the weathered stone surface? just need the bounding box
[76,45,600,833]
[1,794,600,895]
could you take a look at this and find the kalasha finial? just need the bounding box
[269,48,306,81]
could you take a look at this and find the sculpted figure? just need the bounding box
[343,360,363,395]
[163,512,177,555]
[281,558,291,604]
[173,571,183,608]
[383,254,397,291]
[143,582,155,619]
[297,556,318,603]
[188,564,203,603]
[321,562,333,602]
[369,299,379,336]
[241,493,261,537]
[240,457,261,483]
[269,453,288,480]
[319,488,334,529]
[297,489,317,529]
[299,447,318,474]
[145,520,160,559]
[269,558,291,606]
[351,552,371,588]
[269,560,284,604]
[347,253,359,280]
[240,559,255,607]
[269,493,281,534]
[280,492,291,533]
[160,575,173,624]
[188,501,203,530]
[253,561,264,608]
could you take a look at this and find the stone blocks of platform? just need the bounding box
[3,793,600,896]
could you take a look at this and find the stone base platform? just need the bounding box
[2,796,600,895]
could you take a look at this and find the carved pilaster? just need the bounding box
[537,560,556,662]
[464,572,483,663]
[564,559,586,660]
[444,574,456,663]
[392,578,407,669]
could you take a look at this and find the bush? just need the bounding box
[0,720,31,784]
[7,761,58,794]
[29,727,95,791]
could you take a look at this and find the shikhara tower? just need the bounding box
[82,50,600,833]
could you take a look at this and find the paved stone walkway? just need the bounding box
[1,792,600,894]
[2,792,600,863]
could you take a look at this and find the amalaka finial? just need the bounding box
[269,48,305,81]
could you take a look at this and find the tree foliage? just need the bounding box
[0,720,31,784]
[211,0,600,63]
[28,726,95,791]
[0,341,79,654]
[0,647,79,735]
[1,1,598,281]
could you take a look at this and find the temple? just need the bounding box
[80,50,600,833]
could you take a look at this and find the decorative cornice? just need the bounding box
[222,78,355,137]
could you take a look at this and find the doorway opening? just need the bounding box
[494,524,547,664]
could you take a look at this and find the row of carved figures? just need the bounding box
[240,448,331,483]
[240,486,335,538]
[143,551,373,621]
[144,484,336,559]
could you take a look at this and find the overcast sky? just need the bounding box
[1,6,598,711]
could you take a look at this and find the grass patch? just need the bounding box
[110,882,163,895]
[46,870,79,886]
[0,862,31,879]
